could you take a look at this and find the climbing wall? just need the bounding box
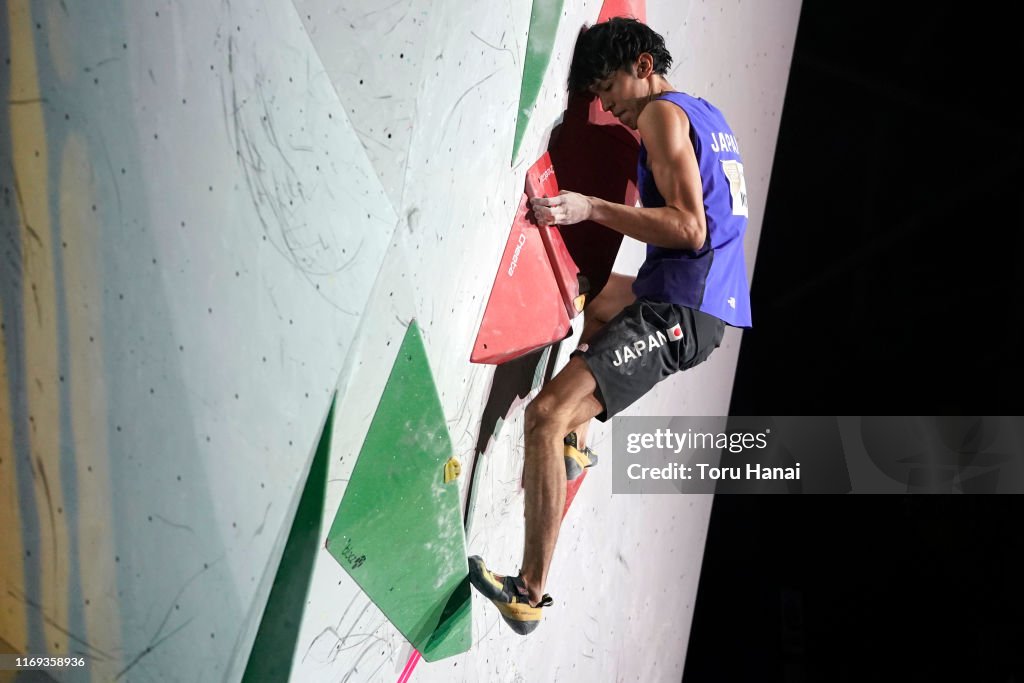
[1,1,395,681]
[0,0,802,682]
[290,0,803,681]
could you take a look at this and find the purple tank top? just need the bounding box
[633,91,752,328]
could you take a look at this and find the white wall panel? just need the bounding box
[291,0,435,208]
[2,0,395,680]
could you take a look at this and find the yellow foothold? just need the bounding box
[444,457,461,483]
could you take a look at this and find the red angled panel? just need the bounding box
[471,194,570,365]
[526,153,586,319]
[524,150,560,200]
[597,0,645,23]
[562,470,587,519]
[472,153,593,365]
[540,226,584,318]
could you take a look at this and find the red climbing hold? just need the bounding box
[471,153,583,365]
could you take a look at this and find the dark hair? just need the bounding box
[568,18,673,93]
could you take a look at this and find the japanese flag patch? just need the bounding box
[667,323,683,340]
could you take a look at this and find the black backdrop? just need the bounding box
[686,2,1024,681]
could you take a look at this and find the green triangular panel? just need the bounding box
[326,321,470,661]
[243,397,336,682]
[512,0,565,164]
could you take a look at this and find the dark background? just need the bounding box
[687,2,1024,681]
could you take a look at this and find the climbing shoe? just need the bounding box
[564,432,598,481]
[468,555,553,635]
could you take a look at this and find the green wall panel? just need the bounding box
[512,0,565,163]
[325,321,470,661]
[243,398,336,682]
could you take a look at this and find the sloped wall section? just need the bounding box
[290,1,801,682]
[1,1,394,680]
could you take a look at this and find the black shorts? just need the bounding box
[573,299,725,421]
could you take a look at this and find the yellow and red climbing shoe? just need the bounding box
[564,432,598,481]
[468,556,553,635]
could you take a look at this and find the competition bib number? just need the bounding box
[720,159,748,218]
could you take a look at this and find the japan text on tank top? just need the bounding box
[633,91,752,328]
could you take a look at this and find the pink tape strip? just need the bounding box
[396,649,421,683]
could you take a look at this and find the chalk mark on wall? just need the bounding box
[114,556,224,678]
[439,70,502,133]
[6,586,112,662]
[221,35,370,316]
[470,31,517,65]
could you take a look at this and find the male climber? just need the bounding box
[469,17,752,634]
